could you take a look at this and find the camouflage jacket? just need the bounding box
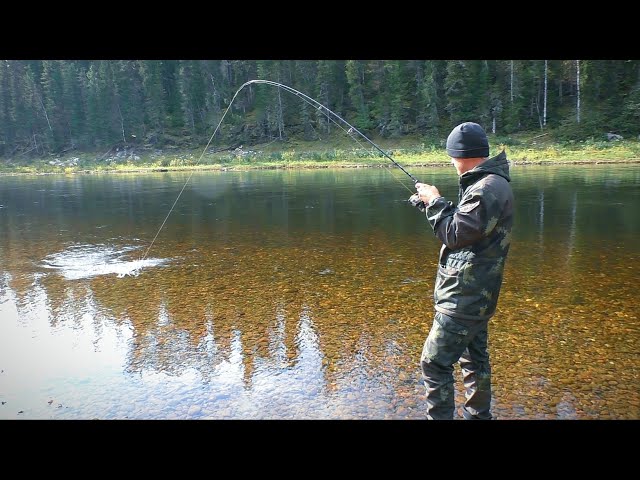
[424,150,514,321]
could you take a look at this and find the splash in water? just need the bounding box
[41,243,169,280]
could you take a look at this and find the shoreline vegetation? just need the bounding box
[2,133,640,175]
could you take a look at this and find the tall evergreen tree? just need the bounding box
[345,60,372,130]
[294,60,317,140]
[41,60,67,151]
[416,60,439,134]
[315,60,333,135]
[178,60,200,137]
[60,61,86,148]
[138,60,167,143]
[255,60,279,139]
[85,63,105,147]
[112,60,145,145]
[444,60,475,125]
[621,61,640,134]
[382,60,406,137]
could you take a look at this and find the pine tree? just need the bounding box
[60,61,86,148]
[382,60,406,137]
[255,60,279,140]
[294,60,318,140]
[470,60,491,126]
[345,60,372,130]
[315,60,347,136]
[315,60,333,136]
[444,60,475,125]
[161,60,182,131]
[621,61,640,135]
[11,62,43,153]
[41,60,67,151]
[111,61,145,146]
[416,61,439,134]
[178,60,198,136]
[85,63,102,147]
[138,60,167,144]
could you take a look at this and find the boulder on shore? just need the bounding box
[607,132,623,141]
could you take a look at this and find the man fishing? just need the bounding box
[409,122,514,420]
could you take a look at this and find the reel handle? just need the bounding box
[408,193,426,212]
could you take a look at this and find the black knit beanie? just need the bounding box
[446,122,489,158]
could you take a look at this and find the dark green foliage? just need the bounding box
[621,83,640,134]
[416,61,440,133]
[345,60,373,131]
[0,60,637,159]
[492,135,522,146]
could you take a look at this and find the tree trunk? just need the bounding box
[535,92,543,130]
[38,94,53,133]
[277,87,284,140]
[510,60,514,103]
[543,60,548,127]
[576,60,581,123]
[116,102,126,144]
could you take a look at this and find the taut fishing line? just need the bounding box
[140,79,424,262]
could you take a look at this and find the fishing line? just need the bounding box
[140,84,246,261]
[141,79,421,261]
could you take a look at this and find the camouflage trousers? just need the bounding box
[420,312,492,420]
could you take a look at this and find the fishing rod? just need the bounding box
[244,80,421,184]
[243,80,427,211]
[140,79,425,261]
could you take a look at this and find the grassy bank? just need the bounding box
[2,131,640,175]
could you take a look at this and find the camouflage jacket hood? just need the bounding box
[424,150,514,321]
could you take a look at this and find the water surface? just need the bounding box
[1,164,638,419]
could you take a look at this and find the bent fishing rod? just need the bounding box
[141,79,425,261]
[239,81,428,214]
[244,80,420,184]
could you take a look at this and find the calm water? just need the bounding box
[0,164,638,419]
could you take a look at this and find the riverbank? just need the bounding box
[2,132,639,175]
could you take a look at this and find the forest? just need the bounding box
[1,60,638,159]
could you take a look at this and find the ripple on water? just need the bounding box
[40,243,170,280]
